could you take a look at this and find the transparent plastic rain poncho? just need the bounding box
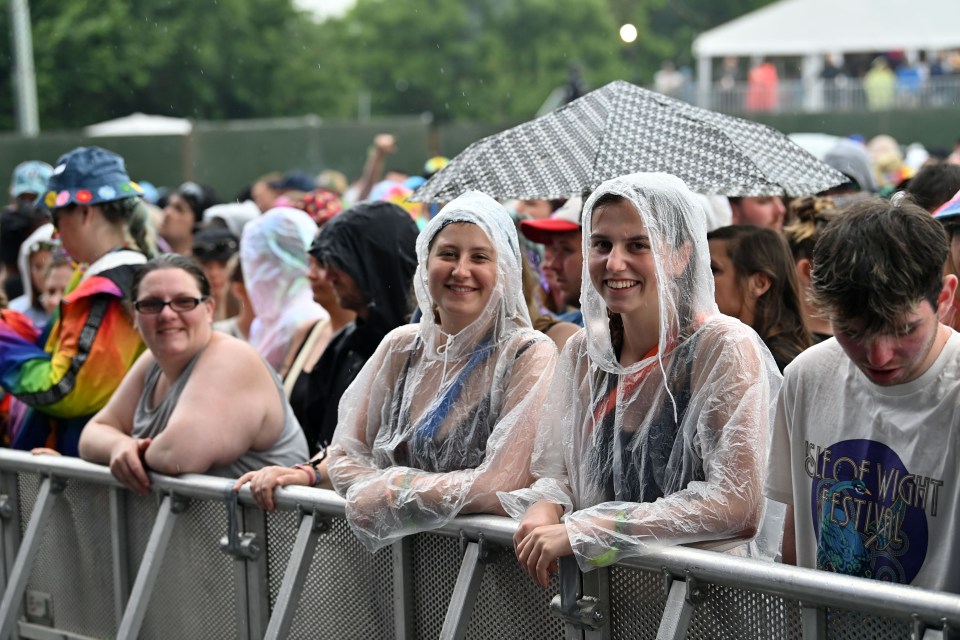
[241,207,326,370]
[328,191,558,551]
[499,173,782,570]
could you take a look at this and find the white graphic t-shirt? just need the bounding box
[765,332,960,593]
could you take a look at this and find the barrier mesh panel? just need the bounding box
[17,473,118,638]
[265,510,395,639]
[125,495,239,640]
[464,549,564,640]
[825,608,912,640]
[411,533,461,639]
[609,565,667,639]
[687,584,801,639]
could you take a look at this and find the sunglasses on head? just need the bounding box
[193,239,238,259]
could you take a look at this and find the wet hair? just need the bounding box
[903,163,960,213]
[174,182,220,226]
[131,253,211,301]
[783,196,841,262]
[98,197,156,258]
[707,225,812,363]
[811,198,948,336]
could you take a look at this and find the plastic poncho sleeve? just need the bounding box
[0,274,145,421]
[329,327,557,551]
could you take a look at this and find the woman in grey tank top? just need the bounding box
[78,254,308,493]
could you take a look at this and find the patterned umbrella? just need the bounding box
[411,80,847,202]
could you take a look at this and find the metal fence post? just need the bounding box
[439,534,493,640]
[801,604,826,640]
[0,475,64,640]
[0,473,22,608]
[656,573,706,640]
[263,509,326,640]
[115,493,186,640]
[582,567,609,640]
[240,504,269,640]
[109,487,131,625]
[393,536,414,640]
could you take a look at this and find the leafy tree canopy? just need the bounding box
[0,0,775,131]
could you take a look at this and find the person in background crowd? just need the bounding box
[8,222,57,329]
[782,196,842,342]
[728,196,786,232]
[520,197,585,326]
[79,254,308,492]
[160,181,220,256]
[8,160,52,206]
[766,199,960,593]
[233,198,418,501]
[501,173,780,586]
[39,254,73,319]
[1,198,50,301]
[240,207,325,371]
[708,225,814,372]
[279,229,356,396]
[191,227,239,322]
[213,254,254,341]
[902,163,960,213]
[0,146,153,455]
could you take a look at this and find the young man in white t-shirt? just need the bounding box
[765,198,960,593]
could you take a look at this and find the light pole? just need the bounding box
[10,0,40,136]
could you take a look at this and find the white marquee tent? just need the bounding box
[691,0,960,106]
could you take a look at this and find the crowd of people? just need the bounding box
[1,128,960,597]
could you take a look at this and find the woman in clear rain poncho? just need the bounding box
[240,207,325,371]
[326,190,557,551]
[500,173,782,586]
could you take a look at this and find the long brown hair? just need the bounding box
[708,225,813,363]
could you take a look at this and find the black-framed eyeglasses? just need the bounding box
[133,296,209,314]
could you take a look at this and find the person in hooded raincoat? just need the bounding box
[240,207,325,371]
[239,192,557,551]
[500,173,782,586]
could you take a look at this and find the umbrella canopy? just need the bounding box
[412,80,846,202]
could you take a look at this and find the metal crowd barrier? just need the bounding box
[0,450,957,640]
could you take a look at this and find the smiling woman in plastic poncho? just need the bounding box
[327,190,558,551]
[500,173,782,586]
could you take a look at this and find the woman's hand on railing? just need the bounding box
[109,437,152,496]
[234,465,310,512]
[513,501,568,588]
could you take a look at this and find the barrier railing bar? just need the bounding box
[392,537,414,640]
[618,545,960,629]
[240,505,269,640]
[801,604,825,640]
[1,451,959,635]
[109,488,130,626]
[0,473,22,611]
[556,556,585,640]
[115,494,183,640]
[263,511,322,640]
[439,540,487,640]
[0,476,62,640]
[582,567,609,640]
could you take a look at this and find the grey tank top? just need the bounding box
[133,349,309,478]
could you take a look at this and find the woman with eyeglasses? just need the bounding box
[0,147,154,456]
[78,254,308,493]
